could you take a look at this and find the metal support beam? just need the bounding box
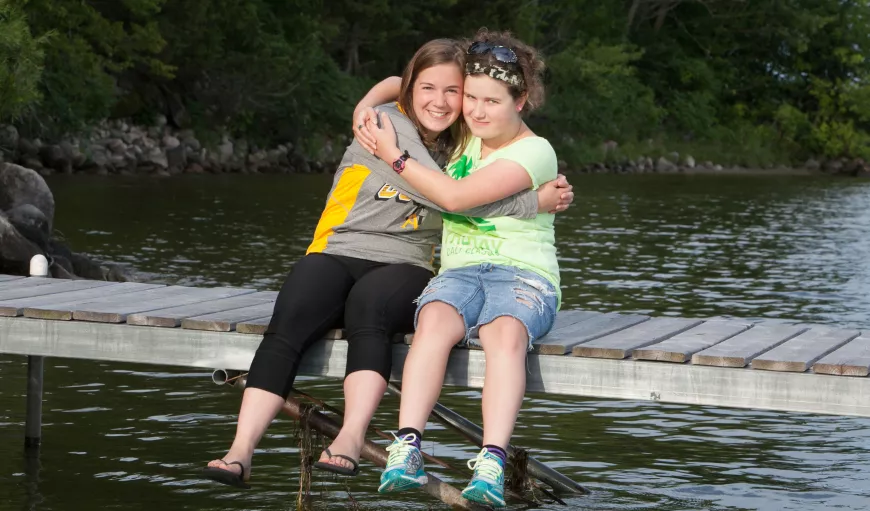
[24,255,48,448]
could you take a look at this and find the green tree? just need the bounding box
[0,0,47,123]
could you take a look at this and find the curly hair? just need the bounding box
[464,28,546,114]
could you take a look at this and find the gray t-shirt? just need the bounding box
[306,102,538,272]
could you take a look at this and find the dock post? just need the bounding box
[24,255,48,449]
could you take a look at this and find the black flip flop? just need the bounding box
[202,460,251,489]
[313,448,360,476]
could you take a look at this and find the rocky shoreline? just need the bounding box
[1,119,869,178]
[0,117,343,178]
[570,153,870,177]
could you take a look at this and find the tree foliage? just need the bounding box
[2,0,868,163]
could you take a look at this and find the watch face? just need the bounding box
[393,159,404,171]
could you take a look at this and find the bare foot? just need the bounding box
[206,447,252,480]
[317,436,363,470]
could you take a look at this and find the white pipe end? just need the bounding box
[29,254,49,278]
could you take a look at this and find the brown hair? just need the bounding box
[465,28,546,114]
[398,39,471,160]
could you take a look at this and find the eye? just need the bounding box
[487,99,499,104]
[421,86,434,90]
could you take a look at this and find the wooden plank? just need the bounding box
[182,302,279,332]
[536,313,650,355]
[751,326,861,373]
[0,276,68,291]
[235,316,272,335]
[22,283,168,320]
[632,320,750,363]
[812,336,870,377]
[572,317,702,359]
[72,286,257,323]
[0,282,161,317]
[0,274,25,283]
[127,291,278,327]
[549,310,601,333]
[691,324,809,368]
[0,279,115,301]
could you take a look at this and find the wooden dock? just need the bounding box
[0,274,868,420]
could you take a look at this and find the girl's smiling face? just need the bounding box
[412,63,463,138]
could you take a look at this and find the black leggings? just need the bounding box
[246,252,433,399]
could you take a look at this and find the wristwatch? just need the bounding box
[392,150,411,174]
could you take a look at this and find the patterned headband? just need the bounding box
[465,61,525,88]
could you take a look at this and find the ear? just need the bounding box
[516,93,528,112]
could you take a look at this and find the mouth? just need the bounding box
[426,110,450,120]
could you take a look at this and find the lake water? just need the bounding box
[2,174,869,510]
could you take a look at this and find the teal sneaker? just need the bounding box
[461,448,506,508]
[378,433,427,493]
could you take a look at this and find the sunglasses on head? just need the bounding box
[467,41,518,64]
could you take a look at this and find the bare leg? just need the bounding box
[477,317,529,448]
[397,302,466,432]
[316,370,387,469]
[206,387,285,478]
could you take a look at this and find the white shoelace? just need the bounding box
[467,447,502,481]
[385,432,418,466]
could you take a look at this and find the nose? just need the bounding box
[433,91,448,108]
[471,100,486,120]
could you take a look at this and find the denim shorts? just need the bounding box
[414,263,558,349]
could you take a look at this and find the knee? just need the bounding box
[416,302,463,336]
[480,317,529,356]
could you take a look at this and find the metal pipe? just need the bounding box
[217,374,488,511]
[386,383,589,496]
[25,255,48,449]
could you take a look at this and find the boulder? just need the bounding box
[0,163,55,229]
[0,125,19,153]
[655,156,677,173]
[40,144,73,174]
[0,212,42,274]
[5,204,50,250]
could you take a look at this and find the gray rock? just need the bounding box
[154,114,168,127]
[106,138,127,155]
[824,158,844,173]
[18,137,38,157]
[0,163,56,229]
[0,125,19,152]
[162,135,180,149]
[144,148,168,169]
[166,145,186,170]
[683,155,696,169]
[558,159,568,172]
[60,141,86,168]
[40,144,73,174]
[0,212,42,274]
[5,203,49,250]
[218,141,234,162]
[804,158,820,171]
[656,156,677,173]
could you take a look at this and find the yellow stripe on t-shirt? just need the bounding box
[306,164,370,254]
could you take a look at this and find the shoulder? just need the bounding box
[376,102,409,122]
[497,137,557,186]
[515,137,556,159]
[503,137,556,168]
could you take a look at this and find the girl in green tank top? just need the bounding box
[365,30,560,508]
